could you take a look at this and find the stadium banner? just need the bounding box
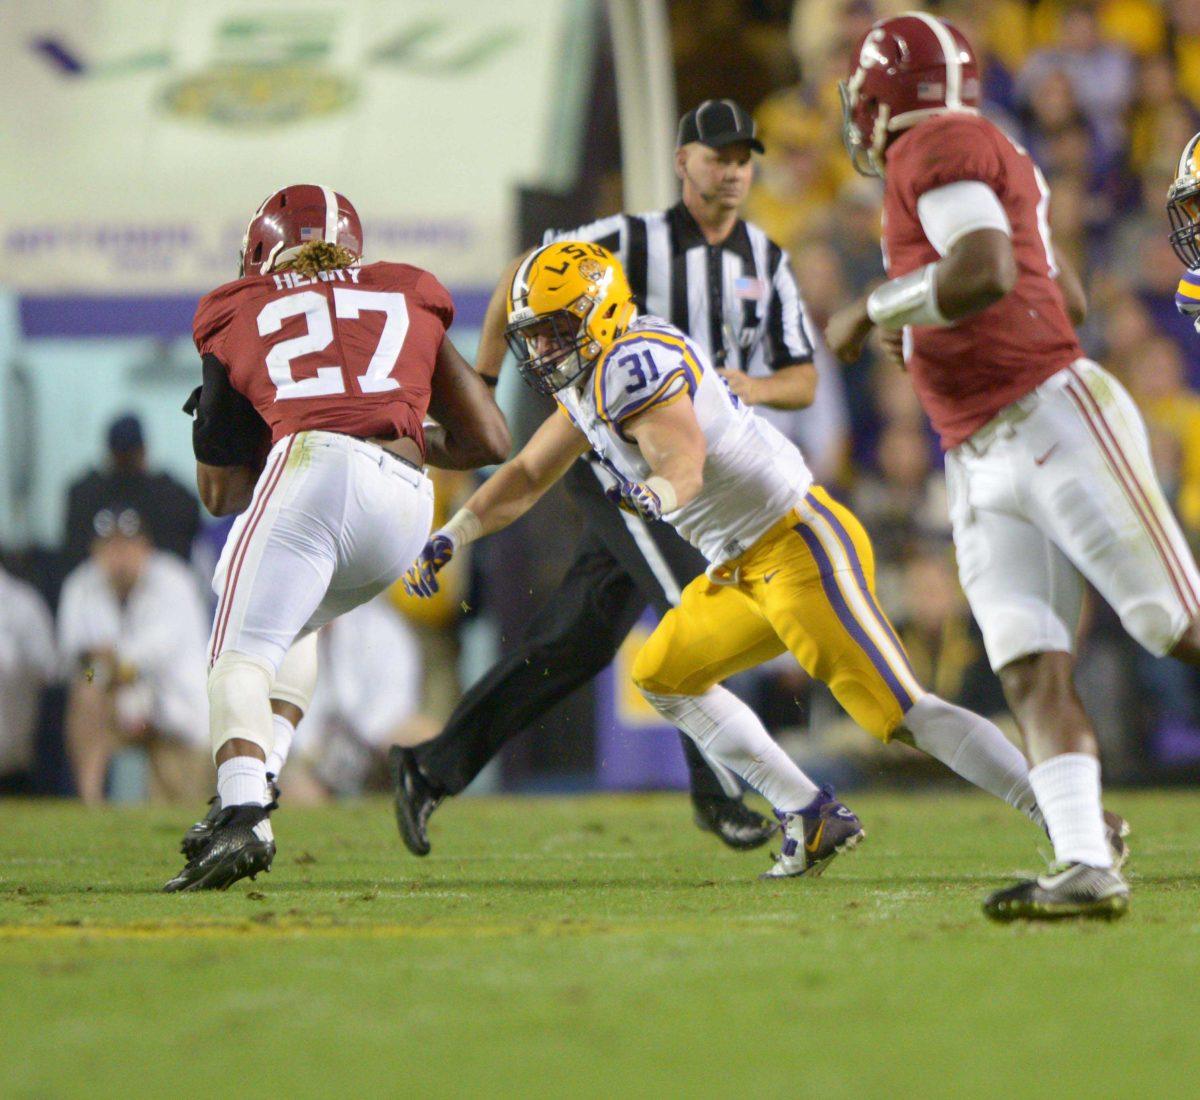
[0,0,572,296]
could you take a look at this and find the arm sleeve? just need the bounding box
[765,248,816,368]
[916,181,1012,257]
[192,288,236,359]
[1176,270,1200,315]
[189,354,270,466]
[417,271,456,330]
[594,336,699,428]
[895,117,1007,203]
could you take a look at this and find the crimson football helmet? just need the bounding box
[839,12,980,177]
[239,184,363,277]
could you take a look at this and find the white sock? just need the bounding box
[903,694,1042,825]
[1027,753,1111,869]
[265,714,295,779]
[216,756,269,809]
[641,686,820,811]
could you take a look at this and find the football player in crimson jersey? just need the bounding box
[826,13,1200,921]
[164,184,509,891]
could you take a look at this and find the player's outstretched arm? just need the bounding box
[474,253,528,384]
[424,336,512,470]
[404,411,588,597]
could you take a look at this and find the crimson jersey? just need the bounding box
[883,113,1082,449]
[193,261,454,453]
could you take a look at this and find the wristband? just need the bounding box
[643,476,678,514]
[866,263,948,330]
[442,507,482,549]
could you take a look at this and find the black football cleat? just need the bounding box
[389,746,444,857]
[179,775,281,860]
[163,804,276,893]
[983,862,1130,922]
[180,795,221,860]
[692,793,777,851]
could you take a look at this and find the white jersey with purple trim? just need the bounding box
[554,315,813,565]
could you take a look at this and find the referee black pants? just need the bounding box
[412,460,737,799]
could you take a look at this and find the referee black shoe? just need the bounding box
[163,804,276,892]
[692,794,777,851]
[983,862,1130,922]
[179,774,281,860]
[389,746,444,856]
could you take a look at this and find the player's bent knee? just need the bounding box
[1122,597,1188,658]
[271,631,318,713]
[208,650,275,761]
[631,646,698,697]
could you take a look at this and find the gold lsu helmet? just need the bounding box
[505,241,636,395]
[1169,131,1200,269]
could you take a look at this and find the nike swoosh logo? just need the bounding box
[763,570,779,584]
[1034,444,1059,466]
[804,821,825,854]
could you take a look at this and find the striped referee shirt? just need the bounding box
[543,202,816,376]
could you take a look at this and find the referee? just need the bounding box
[392,99,819,854]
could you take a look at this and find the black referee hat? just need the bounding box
[676,99,764,153]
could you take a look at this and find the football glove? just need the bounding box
[605,479,665,522]
[403,532,456,598]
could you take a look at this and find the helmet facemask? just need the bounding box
[505,303,598,396]
[1168,178,1200,270]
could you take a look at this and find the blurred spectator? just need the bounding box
[747,93,855,250]
[1171,0,1200,111]
[1129,225,1200,383]
[788,0,906,86]
[63,413,200,570]
[1128,53,1199,178]
[293,595,435,797]
[1017,3,1135,158]
[0,563,58,793]
[895,550,1007,718]
[827,179,885,293]
[58,508,209,803]
[850,421,949,602]
[1124,334,1200,537]
[388,468,476,721]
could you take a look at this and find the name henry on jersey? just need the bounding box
[270,267,363,290]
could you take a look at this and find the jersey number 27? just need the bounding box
[256,289,409,400]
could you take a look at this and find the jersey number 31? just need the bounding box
[256,289,409,400]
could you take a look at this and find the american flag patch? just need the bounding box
[299,226,323,242]
[734,276,766,301]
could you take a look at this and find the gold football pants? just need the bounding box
[631,486,925,740]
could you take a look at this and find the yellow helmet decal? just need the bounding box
[505,241,637,395]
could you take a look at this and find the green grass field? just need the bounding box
[2,790,1198,1098]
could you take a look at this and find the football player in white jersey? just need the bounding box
[405,242,1091,884]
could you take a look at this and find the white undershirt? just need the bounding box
[916,181,1012,257]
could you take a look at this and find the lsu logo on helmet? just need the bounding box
[505,241,636,395]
